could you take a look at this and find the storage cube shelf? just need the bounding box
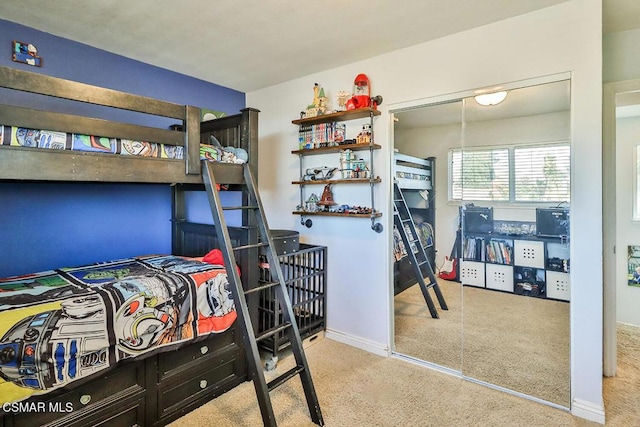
[459,233,569,302]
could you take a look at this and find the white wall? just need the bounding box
[616,116,640,326]
[248,0,603,422]
[604,28,640,83]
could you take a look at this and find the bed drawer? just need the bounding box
[9,361,145,427]
[156,356,244,421]
[45,393,145,427]
[157,326,240,381]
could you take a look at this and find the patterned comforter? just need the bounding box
[0,125,248,164]
[0,255,236,405]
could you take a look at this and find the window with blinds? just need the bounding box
[450,143,570,203]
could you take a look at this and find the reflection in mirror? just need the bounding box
[393,100,463,372]
[618,91,640,221]
[459,80,571,407]
[606,87,640,384]
[391,78,571,409]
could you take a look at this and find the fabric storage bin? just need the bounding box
[460,260,485,288]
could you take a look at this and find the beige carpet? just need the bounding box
[168,307,638,426]
[169,337,599,427]
[602,323,640,426]
[394,280,570,407]
[462,285,570,407]
[394,279,462,371]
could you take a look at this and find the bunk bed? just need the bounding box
[393,152,436,295]
[0,66,260,427]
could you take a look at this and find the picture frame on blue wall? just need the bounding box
[12,40,42,67]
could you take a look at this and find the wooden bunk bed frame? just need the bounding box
[393,153,436,296]
[0,66,259,427]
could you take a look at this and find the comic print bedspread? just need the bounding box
[0,255,237,405]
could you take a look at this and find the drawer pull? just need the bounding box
[199,379,208,389]
[200,345,208,355]
[79,394,91,405]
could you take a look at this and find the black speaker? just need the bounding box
[536,208,569,237]
[462,206,493,234]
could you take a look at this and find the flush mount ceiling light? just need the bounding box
[474,91,508,106]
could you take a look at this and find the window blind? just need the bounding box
[514,145,570,202]
[450,148,509,201]
[450,143,570,203]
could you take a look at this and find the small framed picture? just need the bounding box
[12,40,42,67]
[628,245,640,287]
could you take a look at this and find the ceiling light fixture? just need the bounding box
[474,91,508,106]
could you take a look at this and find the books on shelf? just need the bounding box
[298,123,346,149]
[463,237,485,261]
[463,237,513,264]
[485,239,513,265]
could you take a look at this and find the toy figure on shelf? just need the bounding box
[345,73,383,110]
[317,184,337,210]
[303,166,338,181]
[303,83,329,118]
[305,193,320,212]
[336,91,350,111]
[352,159,369,178]
[356,124,372,145]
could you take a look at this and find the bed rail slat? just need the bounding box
[185,105,201,175]
[0,105,184,146]
[0,148,204,183]
[0,66,185,119]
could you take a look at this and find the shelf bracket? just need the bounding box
[300,216,313,228]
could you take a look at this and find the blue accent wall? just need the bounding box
[0,19,246,277]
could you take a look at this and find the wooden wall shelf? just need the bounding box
[292,211,383,219]
[292,178,381,185]
[292,108,380,126]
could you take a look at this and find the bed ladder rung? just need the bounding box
[267,365,305,392]
[222,205,259,210]
[232,242,269,251]
[201,160,324,427]
[244,280,281,295]
[256,322,292,342]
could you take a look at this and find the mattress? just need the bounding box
[0,125,246,164]
[0,254,237,405]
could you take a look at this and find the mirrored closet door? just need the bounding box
[393,100,463,372]
[392,77,571,408]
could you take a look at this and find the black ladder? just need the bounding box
[202,161,324,427]
[393,181,448,319]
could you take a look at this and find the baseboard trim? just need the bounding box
[571,398,605,424]
[324,328,388,357]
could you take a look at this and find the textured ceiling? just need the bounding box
[0,0,573,92]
